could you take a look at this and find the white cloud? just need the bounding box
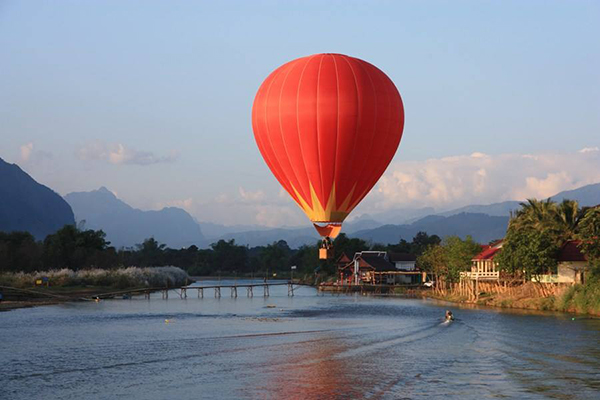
[190,187,306,227]
[20,142,33,161]
[371,148,600,211]
[579,147,599,153]
[145,148,600,228]
[76,141,179,166]
[18,142,52,164]
[238,187,265,202]
[195,147,600,227]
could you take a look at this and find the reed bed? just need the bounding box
[0,266,190,289]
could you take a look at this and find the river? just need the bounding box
[1,279,600,399]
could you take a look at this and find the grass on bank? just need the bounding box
[556,278,600,315]
[0,266,191,290]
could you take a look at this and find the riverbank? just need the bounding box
[0,266,193,312]
[422,281,600,317]
[0,285,150,312]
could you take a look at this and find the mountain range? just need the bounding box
[0,158,74,240]
[1,156,599,248]
[216,183,600,246]
[65,187,205,249]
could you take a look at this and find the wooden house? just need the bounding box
[462,241,502,281]
[338,251,424,285]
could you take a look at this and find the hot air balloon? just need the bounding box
[252,53,404,258]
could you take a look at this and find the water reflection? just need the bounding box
[1,281,600,399]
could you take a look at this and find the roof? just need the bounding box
[388,252,417,262]
[472,246,502,261]
[558,240,587,262]
[360,254,395,271]
[336,252,352,264]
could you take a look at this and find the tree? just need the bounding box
[333,234,369,259]
[510,198,584,245]
[210,239,248,274]
[577,207,600,276]
[418,245,447,294]
[496,228,559,280]
[136,238,166,267]
[443,236,481,283]
[411,231,442,255]
[259,240,291,276]
[0,231,42,272]
[289,244,319,277]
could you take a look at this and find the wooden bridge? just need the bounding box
[0,282,307,304]
[163,282,301,299]
[86,281,305,301]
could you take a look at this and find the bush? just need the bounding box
[0,266,190,289]
[557,278,600,314]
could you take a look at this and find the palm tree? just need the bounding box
[510,198,557,232]
[577,206,600,262]
[553,199,582,241]
[509,198,583,244]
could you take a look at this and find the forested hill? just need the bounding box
[0,158,75,239]
[351,213,509,245]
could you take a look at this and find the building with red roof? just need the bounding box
[462,241,503,281]
[463,239,589,284]
[552,240,587,284]
[338,251,425,286]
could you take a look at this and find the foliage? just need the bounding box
[418,244,447,280]
[135,238,166,267]
[443,236,482,282]
[417,235,481,286]
[496,198,600,280]
[43,225,112,270]
[0,266,190,289]
[388,231,441,256]
[557,276,600,314]
[496,228,559,279]
[577,207,600,275]
[210,239,249,275]
[0,231,42,272]
[509,198,582,244]
[0,225,466,282]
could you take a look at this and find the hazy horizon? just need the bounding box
[2,1,599,227]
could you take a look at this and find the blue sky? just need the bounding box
[1,1,599,226]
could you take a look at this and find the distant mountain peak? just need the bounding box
[65,188,205,248]
[0,158,75,239]
[97,186,113,194]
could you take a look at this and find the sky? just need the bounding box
[1,0,599,227]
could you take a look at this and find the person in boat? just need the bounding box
[445,310,454,322]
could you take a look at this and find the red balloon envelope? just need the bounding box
[252,53,404,238]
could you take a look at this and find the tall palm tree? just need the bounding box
[510,198,558,232]
[553,199,582,241]
[509,198,583,244]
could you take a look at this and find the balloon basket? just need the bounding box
[319,247,333,260]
